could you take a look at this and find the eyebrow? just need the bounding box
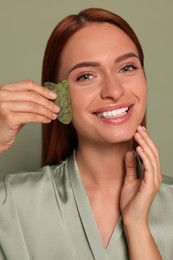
[68,61,99,75]
[68,52,139,75]
[115,52,139,63]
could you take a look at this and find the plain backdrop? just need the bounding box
[0,0,173,177]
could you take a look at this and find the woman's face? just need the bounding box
[59,23,147,145]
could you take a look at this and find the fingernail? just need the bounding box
[137,146,143,152]
[53,104,60,112]
[52,113,57,119]
[49,91,57,98]
[135,132,142,139]
[142,126,147,132]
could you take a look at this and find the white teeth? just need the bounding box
[97,107,128,118]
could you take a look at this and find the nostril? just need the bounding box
[100,86,124,100]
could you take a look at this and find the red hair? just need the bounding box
[41,7,146,166]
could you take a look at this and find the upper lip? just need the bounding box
[92,103,133,114]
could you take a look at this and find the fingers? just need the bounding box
[0,101,58,122]
[0,81,59,113]
[0,80,60,123]
[0,80,57,100]
[4,112,53,125]
[134,125,162,191]
[0,90,59,113]
[0,80,60,153]
[125,151,137,182]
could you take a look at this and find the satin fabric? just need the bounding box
[0,151,173,260]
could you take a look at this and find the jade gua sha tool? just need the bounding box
[44,80,72,124]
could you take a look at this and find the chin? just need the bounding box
[112,127,136,143]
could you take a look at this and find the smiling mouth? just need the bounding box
[96,107,129,118]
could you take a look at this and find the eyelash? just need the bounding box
[119,64,138,73]
[76,72,95,81]
[75,64,138,81]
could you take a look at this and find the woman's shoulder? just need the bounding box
[0,159,73,258]
[156,174,173,207]
[156,174,173,200]
[161,174,173,187]
[160,174,173,193]
[149,175,173,257]
[0,159,69,205]
[150,174,173,216]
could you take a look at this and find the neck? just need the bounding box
[76,140,132,188]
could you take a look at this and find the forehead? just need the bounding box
[60,23,138,75]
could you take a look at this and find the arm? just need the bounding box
[120,125,162,259]
[0,80,59,154]
[124,222,162,260]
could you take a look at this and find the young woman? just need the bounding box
[0,7,172,260]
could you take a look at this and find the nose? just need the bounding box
[100,74,124,100]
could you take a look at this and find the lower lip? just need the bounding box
[95,106,133,125]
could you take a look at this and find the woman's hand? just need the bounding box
[120,125,162,259]
[120,125,162,226]
[0,80,59,154]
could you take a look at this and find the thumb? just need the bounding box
[124,151,137,182]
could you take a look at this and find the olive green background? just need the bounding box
[0,1,173,177]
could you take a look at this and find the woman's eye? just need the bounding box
[76,73,94,81]
[120,64,137,73]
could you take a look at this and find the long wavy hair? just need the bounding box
[41,7,146,166]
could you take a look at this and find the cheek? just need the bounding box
[134,75,148,104]
[70,85,96,111]
[70,88,88,125]
[70,88,85,112]
[140,83,147,107]
[136,83,147,122]
[129,75,147,122]
[70,92,88,135]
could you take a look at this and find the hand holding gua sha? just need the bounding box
[44,80,72,124]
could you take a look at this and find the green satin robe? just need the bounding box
[0,152,173,260]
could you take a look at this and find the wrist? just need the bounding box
[123,221,162,259]
[123,219,150,238]
[122,209,149,229]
